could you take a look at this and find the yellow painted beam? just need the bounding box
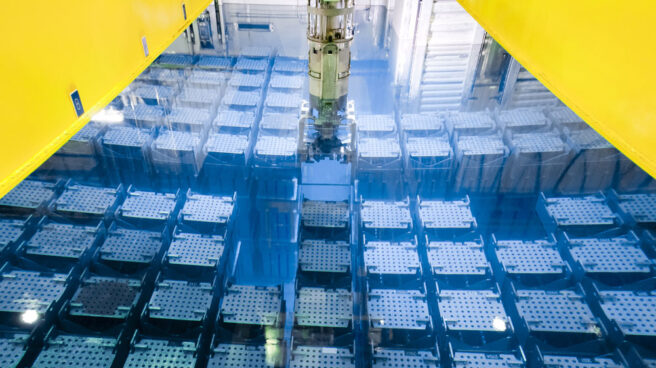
[0,0,211,198]
[458,0,656,179]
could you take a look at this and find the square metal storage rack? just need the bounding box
[404,135,453,196]
[264,91,302,111]
[427,238,490,283]
[541,354,626,368]
[0,333,28,368]
[128,104,167,127]
[101,126,151,160]
[219,284,282,331]
[57,123,101,156]
[123,337,197,368]
[98,225,164,268]
[233,57,269,72]
[596,290,656,343]
[187,70,228,89]
[269,73,304,90]
[179,191,234,233]
[289,345,355,368]
[273,58,307,73]
[400,114,445,137]
[118,189,178,227]
[497,108,549,132]
[295,287,352,330]
[23,221,101,262]
[156,53,195,67]
[301,200,349,235]
[147,279,213,323]
[0,269,68,316]
[360,200,412,239]
[221,89,262,111]
[372,347,440,368]
[0,218,27,253]
[418,198,476,236]
[453,135,508,193]
[492,236,567,283]
[364,240,421,284]
[0,180,57,213]
[166,232,225,272]
[357,115,397,137]
[138,67,186,85]
[176,87,221,109]
[560,128,618,193]
[167,106,212,133]
[52,184,122,220]
[206,343,269,367]
[298,239,351,276]
[367,288,432,341]
[69,275,140,320]
[32,334,117,368]
[229,72,265,89]
[547,106,585,128]
[612,192,656,227]
[203,133,250,165]
[213,110,256,133]
[197,55,232,70]
[450,350,526,367]
[446,111,496,136]
[437,288,510,341]
[151,131,203,175]
[260,113,299,134]
[537,193,620,235]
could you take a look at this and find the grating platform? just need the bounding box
[542,354,626,368]
[598,290,656,338]
[357,115,397,136]
[148,279,213,322]
[0,270,67,314]
[290,346,355,368]
[497,108,549,131]
[99,226,163,264]
[25,221,100,260]
[269,73,304,90]
[418,198,475,231]
[234,58,269,72]
[494,238,566,276]
[167,232,225,269]
[302,201,349,229]
[167,107,212,132]
[260,113,299,132]
[367,289,430,330]
[123,338,196,368]
[220,285,282,326]
[53,184,120,218]
[538,193,619,233]
[614,193,656,225]
[229,72,266,89]
[207,343,270,368]
[372,347,440,368]
[221,89,262,109]
[118,189,177,224]
[427,239,489,277]
[514,289,598,335]
[197,55,232,69]
[360,200,412,232]
[180,191,234,228]
[298,239,351,274]
[364,241,421,276]
[0,180,57,211]
[0,333,27,368]
[451,351,525,367]
[438,289,509,332]
[69,276,140,319]
[32,334,116,368]
[400,114,445,136]
[566,233,651,275]
[295,287,352,328]
[446,112,496,135]
[0,218,26,252]
[273,58,307,73]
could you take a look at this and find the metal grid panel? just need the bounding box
[364,241,420,275]
[181,193,234,225]
[498,108,548,129]
[452,352,524,367]
[361,200,412,230]
[542,355,625,368]
[254,136,297,157]
[547,106,584,125]
[130,104,166,126]
[447,112,495,131]
[205,134,249,155]
[54,185,119,216]
[290,346,355,368]
[616,193,656,224]
[59,124,101,155]
[358,138,401,160]
[419,199,475,229]
[234,58,268,72]
[153,131,201,152]
[598,291,656,337]
[120,190,177,222]
[568,235,651,274]
[220,285,281,326]
[372,348,439,368]
[221,89,261,108]
[187,70,228,87]
[167,233,224,268]
[265,92,302,109]
[302,201,349,229]
[197,56,232,69]
[406,137,451,158]
[0,270,67,313]
[427,240,488,276]
[569,129,614,150]
[208,344,268,368]
[400,114,445,134]
[0,334,27,368]
[99,227,162,264]
[456,135,506,156]
[260,114,299,131]
[299,240,351,273]
[0,218,25,250]
[543,195,616,227]
[229,73,265,88]
[214,110,256,129]
[123,339,196,368]
[438,289,509,332]
[149,280,212,321]
[515,290,598,333]
[270,73,304,89]
[70,276,140,319]
[295,287,352,328]
[273,58,307,73]
[368,289,430,330]
[495,239,565,275]
[0,180,56,210]
[167,107,211,128]
[26,223,98,259]
[357,115,396,133]
[510,132,567,153]
[33,335,116,368]
[157,54,195,66]
[102,126,149,148]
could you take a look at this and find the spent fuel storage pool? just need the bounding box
[0,2,656,367]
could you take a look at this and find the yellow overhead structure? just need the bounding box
[0,0,211,198]
[458,0,656,179]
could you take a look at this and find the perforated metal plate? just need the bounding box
[510,132,567,153]
[357,115,396,133]
[214,110,256,129]
[568,235,651,274]
[615,193,656,224]
[447,112,495,131]
[373,348,439,368]
[33,334,116,368]
[120,190,177,222]
[290,346,355,368]
[222,89,261,108]
[153,131,201,153]
[361,200,412,230]
[438,289,509,332]
[197,56,232,69]
[368,289,430,330]
[157,54,195,66]
[364,241,420,275]
[0,218,25,251]
[220,285,281,326]
[234,58,268,72]
[419,199,475,229]
[208,344,269,368]
[427,240,488,276]
[400,114,445,134]
[406,137,451,158]
[295,287,352,328]
[514,290,598,334]
[132,85,176,101]
[302,201,348,229]
[59,124,101,155]
[177,87,221,105]
[102,126,149,148]
[168,107,211,128]
[498,108,548,129]
[0,334,27,368]
[543,195,617,227]
[299,239,351,273]
[167,233,224,268]
[542,355,625,368]
[452,351,524,367]
[205,134,249,156]
[598,290,656,337]
[495,239,565,275]
[547,106,584,125]
[130,104,166,126]
[265,92,302,109]
[0,180,56,210]
[99,227,162,263]
[260,114,299,132]
[123,339,196,368]
[181,192,233,225]
[358,138,401,159]
[229,72,265,88]
[569,129,614,150]
[273,58,307,73]
[0,270,67,313]
[149,280,212,321]
[270,74,304,89]
[70,276,140,319]
[187,70,228,87]
[55,185,119,217]
[456,135,506,156]
[26,222,98,259]
[254,136,297,158]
